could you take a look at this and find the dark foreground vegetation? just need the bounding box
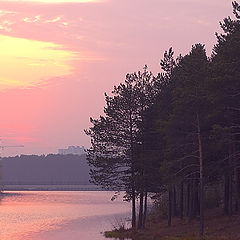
[86,1,240,237]
[105,208,240,240]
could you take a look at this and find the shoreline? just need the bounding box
[1,184,104,191]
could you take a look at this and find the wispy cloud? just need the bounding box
[44,16,61,23]
[0,18,14,32]
[0,10,16,17]
[23,15,40,22]
[0,24,12,32]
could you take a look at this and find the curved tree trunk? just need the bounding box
[143,191,148,228]
[138,190,144,229]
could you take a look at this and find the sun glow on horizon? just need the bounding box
[0,35,77,90]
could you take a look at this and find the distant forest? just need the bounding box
[86,1,240,236]
[1,154,90,185]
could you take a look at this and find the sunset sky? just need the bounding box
[0,0,232,156]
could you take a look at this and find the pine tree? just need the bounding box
[160,44,210,235]
[210,0,240,216]
[86,66,158,229]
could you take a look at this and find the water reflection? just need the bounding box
[0,191,130,240]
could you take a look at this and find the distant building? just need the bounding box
[58,146,86,156]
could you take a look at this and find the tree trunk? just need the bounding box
[188,182,196,222]
[235,168,239,212]
[132,187,136,228]
[229,174,233,217]
[232,137,239,212]
[194,181,200,216]
[224,174,230,215]
[138,190,144,229]
[187,183,190,217]
[188,181,194,223]
[238,170,240,212]
[130,112,136,229]
[168,188,172,227]
[143,191,148,228]
[191,179,198,219]
[236,169,240,213]
[228,141,233,217]
[197,113,204,236]
[173,185,177,217]
[180,181,184,219]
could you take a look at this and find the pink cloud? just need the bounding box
[0,0,230,55]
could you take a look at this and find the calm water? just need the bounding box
[0,191,130,240]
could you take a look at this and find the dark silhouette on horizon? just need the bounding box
[0,154,90,185]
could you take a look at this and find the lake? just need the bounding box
[0,191,131,240]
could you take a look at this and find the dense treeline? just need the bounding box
[86,1,240,235]
[1,154,89,185]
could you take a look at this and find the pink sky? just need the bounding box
[0,0,232,156]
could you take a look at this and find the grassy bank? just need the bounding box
[105,208,240,240]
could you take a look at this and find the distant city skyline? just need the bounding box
[1,142,86,157]
[0,0,231,155]
[58,145,85,155]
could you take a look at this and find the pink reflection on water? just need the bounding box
[0,191,130,240]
